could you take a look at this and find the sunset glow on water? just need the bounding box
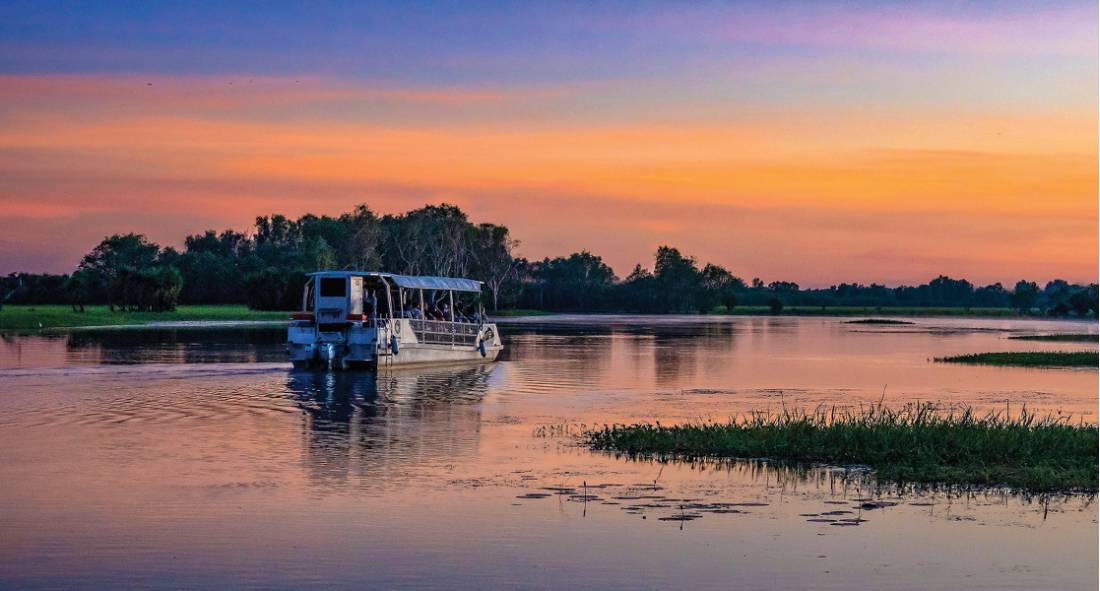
[1,317,1096,589]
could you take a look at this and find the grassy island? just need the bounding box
[935,351,1097,368]
[845,318,915,325]
[587,405,1098,492]
[1009,334,1097,343]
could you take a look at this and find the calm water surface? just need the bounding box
[0,315,1096,590]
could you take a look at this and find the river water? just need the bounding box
[0,315,1096,590]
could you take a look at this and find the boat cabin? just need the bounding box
[295,271,486,340]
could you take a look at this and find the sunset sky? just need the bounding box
[0,1,1096,286]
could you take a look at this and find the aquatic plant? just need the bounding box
[586,403,1098,493]
[934,351,1097,367]
[1008,334,1097,343]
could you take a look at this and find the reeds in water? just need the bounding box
[586,403,1098,492]
[934,351,1097,367]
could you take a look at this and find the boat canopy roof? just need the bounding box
[307,271,483,293]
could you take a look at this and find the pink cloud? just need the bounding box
[631,3,1095,55]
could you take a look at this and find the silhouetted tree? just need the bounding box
[1010,280,1041,313]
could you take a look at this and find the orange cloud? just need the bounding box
[0,74,1094,284]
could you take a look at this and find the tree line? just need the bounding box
[1,203,1096,317]
[512,248,1097,316]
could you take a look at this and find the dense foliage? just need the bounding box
[1,202,1096,316]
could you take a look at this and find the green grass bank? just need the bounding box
[587,405,1098,492]
[0,304,288,332]
[935,351,1098,368]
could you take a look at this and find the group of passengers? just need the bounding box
[401,302,480,324]
[361,288,482,324]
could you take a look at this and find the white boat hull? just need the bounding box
[374,343,501,368]
[288,318,503,370]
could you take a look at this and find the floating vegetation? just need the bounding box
[1008,334,1097,343]
[539,486,577,494]
[658,514,702,521]
[533,423,591,438]
[846,319,915,325]
[516,493,552,499]
[934,351,1097,367]
[585,403,1099,492]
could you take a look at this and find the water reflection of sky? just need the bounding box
[0,316,1096,589]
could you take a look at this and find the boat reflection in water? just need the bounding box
[286,364,495,490]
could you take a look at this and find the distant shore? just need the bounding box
[501,305,1028,318]
[0,303,1086,332]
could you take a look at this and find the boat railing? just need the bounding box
[407,319,480,346]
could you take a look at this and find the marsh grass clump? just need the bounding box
[934,351,1097,367]
[1008,334,1097,343]
[586,404,1098,493]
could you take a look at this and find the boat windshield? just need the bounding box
[319,277,346,297]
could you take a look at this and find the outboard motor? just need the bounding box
[320,342,336,369]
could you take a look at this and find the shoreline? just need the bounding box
[2,304,1096,333]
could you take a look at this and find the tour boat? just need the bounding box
[287,271,503,370]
